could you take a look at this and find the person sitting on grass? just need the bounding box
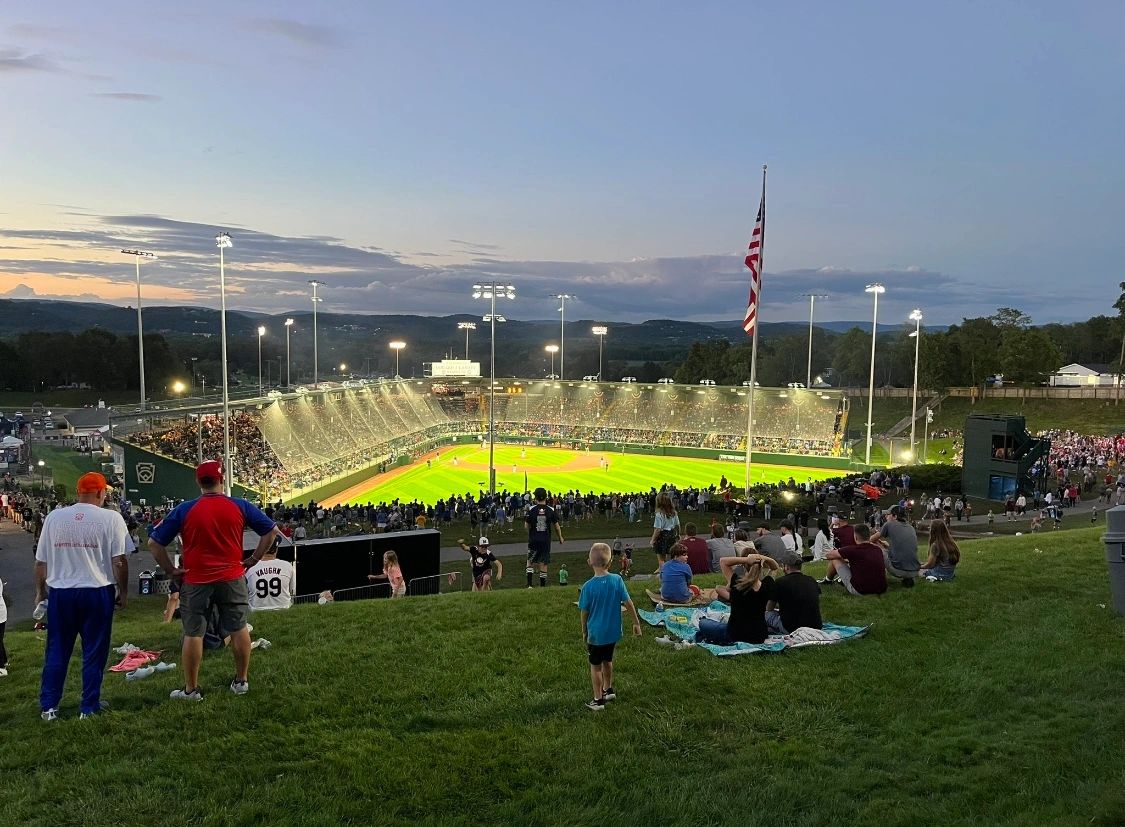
[578,542,641,711]
[368,550,406,597]
[458,536,503,591]
[697,554,779,645]
[706,522,736,573]
[680,522,711,575]
[820,523,887,596]
[920,520,960,581]
[765,552,822,634]
[659,543,694,604]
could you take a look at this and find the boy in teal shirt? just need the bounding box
[578,543,642,711]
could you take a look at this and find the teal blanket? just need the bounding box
[638,601,869,657]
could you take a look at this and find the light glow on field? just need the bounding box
[321,444,841,506]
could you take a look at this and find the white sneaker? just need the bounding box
[169,687,203,702]
[126,666,156,681]
[250,638,271,650]
[654,635,676,646]
[113,642,138,655]
[41,707,59,721]
[0,667,8,677]
[230,679,250,696]
[154,661,176,672]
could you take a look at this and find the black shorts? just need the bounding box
[527,543,551,565]
[587,642,616,665]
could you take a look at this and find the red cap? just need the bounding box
[196,460,225,483]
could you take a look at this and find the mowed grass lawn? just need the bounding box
[3,529,1125,826]
[333,444,841,506]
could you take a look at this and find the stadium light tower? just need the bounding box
[473,281,516,495]
[389,341,406,378]
[545,344,559,377]
[216,232,234,494]
[592,325,608,380]
[555,293,573,380]
[801,293,828,389]
[864,283,886,466]
[257,326,267,396]
[284,318,294,387]
[121,249,157,410]
[458,321,476,359]
[309,280,325,387]
[909,308,923,457]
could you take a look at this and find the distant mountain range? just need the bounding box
[0,298,932,341]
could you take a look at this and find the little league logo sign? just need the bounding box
[136,462,156,484]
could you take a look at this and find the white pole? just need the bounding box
[135,256,146,411]
[286,325,291,388]
[257,333,263,397]
[218,238,233,495]
[923,407,930,463]
[465,327,470,359]
[312,287,319,387]
[864,288,880,466]
[743,165,766,494]
[488,295,497,495]
[806,294,814,389]
[910,312,922,456]
[560,297,566,381]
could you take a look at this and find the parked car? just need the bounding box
[787,382,805,389]
[266,390,283,399]
[620,376,637,383]
[742,381,760,387]
[294,386,310,395]
[698,379,716,386]
[582,375,599,382]
[657,378,675,385]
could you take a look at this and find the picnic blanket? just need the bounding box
[638,601,868,657]
[643,588,710,608]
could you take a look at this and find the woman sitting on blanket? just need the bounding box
[712,539,756,603]
[697,554,780,645]
[920,520,960,581]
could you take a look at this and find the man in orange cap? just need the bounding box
[148,460,280,701]
[35,472,130,721]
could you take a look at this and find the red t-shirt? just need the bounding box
[840,542,887,595]
[681,536,711,574]
[832,523,856,549]
[149,494,276,585]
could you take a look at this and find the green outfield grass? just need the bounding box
[2,527,1124,825]
[331,444,842,505]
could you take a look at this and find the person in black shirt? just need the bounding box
[766,553,822,634]
[698,554,779,645]
[458,537,503,591]
[524,488,564,588]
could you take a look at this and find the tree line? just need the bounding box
[1,303,1119,396]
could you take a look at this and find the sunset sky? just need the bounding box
[2,1,1122,324]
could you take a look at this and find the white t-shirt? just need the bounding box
[245,558,295,611]
[35,503,128,589]
[0,576,7,624]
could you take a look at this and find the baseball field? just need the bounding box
[322,443,842,506]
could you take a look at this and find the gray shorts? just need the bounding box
[180,577,250,639]
[882,549,919,581]
[834,562,863,597]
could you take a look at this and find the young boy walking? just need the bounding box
[578,543,642,711]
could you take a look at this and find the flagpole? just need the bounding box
[744,164,766,495]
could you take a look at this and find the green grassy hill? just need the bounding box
[2,529,1124,826]
[853,396,1125,435]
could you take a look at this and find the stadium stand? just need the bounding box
[118,379,848,497]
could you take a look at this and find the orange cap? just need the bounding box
[76,472,109,494]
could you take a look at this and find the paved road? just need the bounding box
[439,533,654,564]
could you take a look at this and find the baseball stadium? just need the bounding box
[111,378,852,506]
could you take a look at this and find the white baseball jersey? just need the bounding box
[245,558,296,610]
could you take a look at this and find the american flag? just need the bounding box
[742,190,765,335]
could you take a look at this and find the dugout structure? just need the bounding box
[960,414,1050,500]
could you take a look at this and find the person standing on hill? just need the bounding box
[148,461,281,701]
[35,472,130,720]
[525,487,564,588]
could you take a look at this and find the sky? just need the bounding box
[1,1,1122,326]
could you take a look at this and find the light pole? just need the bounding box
[801,293,827,388]
[909,308,923,457]
[388,342,405,378]
[172,380,186,397]
[458,321,476,359]
[545,344,559,377]
[309,280,325,388]
[555,293,573,380]
[257,326,267,397]
[216,232,234,494]
[37,459,45,488]
[473,282,516,495]
[864,283,885,466]
[592,325,607,380]
[121,249,157,410]
[284,318,294,387]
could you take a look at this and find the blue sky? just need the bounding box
[1,1,1122,324]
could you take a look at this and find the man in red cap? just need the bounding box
[148,460,280,701]
[35,472,130,720]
